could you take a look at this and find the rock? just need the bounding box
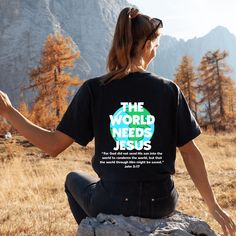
[4,131,12,140]
[76,211,220,236]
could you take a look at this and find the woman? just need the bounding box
[0,7,235,236]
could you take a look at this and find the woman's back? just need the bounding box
[0,6,234,233]
[56,70,201,182]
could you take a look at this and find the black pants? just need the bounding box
[65,170,179,225]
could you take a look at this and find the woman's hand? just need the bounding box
[0,90,13,117]
[179,141,235,236]
[0,90,73,156]
[208,202,235,236]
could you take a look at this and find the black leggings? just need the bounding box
[65,170,179,225]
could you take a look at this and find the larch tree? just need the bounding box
[174,55,199,120]
[223,77,236,124]
[18,89,30,119]
[198,50,235,131]
[26,33,82,129]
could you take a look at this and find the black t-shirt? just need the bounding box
[56,71,202,181]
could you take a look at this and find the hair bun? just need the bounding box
[127,8,140,19]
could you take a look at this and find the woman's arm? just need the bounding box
[0,91,73,157]
[178,140,235,236]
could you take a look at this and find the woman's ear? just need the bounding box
[148,40,153,49]
[144,39,152,51]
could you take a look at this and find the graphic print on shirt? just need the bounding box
[109,102,155,151]
[99,101,164,169]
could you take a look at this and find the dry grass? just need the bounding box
[0,132,235,235]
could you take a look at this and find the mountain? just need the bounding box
[0,1,235,108]
[0,0,132,107]
[154,26,236,81]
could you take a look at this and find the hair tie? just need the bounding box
[127,8,140,19]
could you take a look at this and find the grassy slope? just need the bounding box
[0,132,235,235]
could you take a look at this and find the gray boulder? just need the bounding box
[77,211,220,236]
[4,131,12,140]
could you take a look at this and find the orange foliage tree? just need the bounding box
[25,33,82,129]
[174,55,199,120]
[18,89,30,118]
[198,50,236,131]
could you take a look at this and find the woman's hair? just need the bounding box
[100,7,161,85]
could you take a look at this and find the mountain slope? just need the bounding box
[0,0,132,107]
[0,1,235,107]
[155,26,236,80]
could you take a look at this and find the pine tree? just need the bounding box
[198,50,235,131]
[174,55,199,119]
[25,33,82,129]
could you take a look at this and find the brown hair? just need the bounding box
[100,7,161,85]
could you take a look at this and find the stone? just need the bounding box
[76,210,220,236]
[4,131,12,140]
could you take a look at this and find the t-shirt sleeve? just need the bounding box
[55,80,94,146]
[176,86,202,147]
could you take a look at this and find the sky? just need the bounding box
[127,0,236,40]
